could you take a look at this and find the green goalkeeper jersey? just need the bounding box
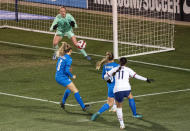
[50,13,77,33]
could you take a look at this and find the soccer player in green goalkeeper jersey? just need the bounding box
[50,6,91,60]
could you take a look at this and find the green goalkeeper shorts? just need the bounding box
[56,30,75,39]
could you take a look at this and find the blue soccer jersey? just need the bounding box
[55,54,73,87]
[102,62,119,87]
[102,62,119,97]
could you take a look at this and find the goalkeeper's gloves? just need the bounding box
[53,24,58,30]
[146,78,154,83]
[106,79,112,83]
[70,21,75,27]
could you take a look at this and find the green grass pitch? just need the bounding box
[0,25,190,131]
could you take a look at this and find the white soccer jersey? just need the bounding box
[112,66,136,93]
[104,66,147,93]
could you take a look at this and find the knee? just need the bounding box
[116,103,122,108]
[71,36,77,45]
[66,89,71,93]
[72,88,79,94]
[53,40,59,46]
[108,102,113,107]
[128,93,133,99]
[107,98,114,106]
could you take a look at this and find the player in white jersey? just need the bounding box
[104,57,154,129]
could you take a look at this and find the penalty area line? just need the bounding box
[85,88,190,105]
[1,88,190,107]
[1,40,190,72]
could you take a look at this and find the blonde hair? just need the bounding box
[96,52,114,70]
[59,6,66,10]
[56,42,72,57]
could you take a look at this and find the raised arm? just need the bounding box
[68,13,78,28]
[129,68,154,83]
[50,15,59,31]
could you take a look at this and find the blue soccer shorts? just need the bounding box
[55,77,72,87]
[114,90,131,103]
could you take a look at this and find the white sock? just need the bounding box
[112,100,117,109]
[53,45,59,54]
[116,108,124,126]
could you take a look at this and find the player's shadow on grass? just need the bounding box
[96,116,170,131]
[126,119,170,131]
[64,108,93,116]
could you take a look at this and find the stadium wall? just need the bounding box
[20,0,190,22]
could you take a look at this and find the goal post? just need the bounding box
[112,0,119,59]
[0,0,175,58]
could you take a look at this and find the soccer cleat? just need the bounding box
[85,56,91,60]
[133,114,143,118]
[52,53,57,60]
[91,112,101,121]
[109,107,117,112]
[120,124,125,130]
[82,104,90,112]
[60,102,65,110]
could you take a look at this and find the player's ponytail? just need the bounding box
[96,52,114,70]
[112,57,127,76]
[56,42,72,57]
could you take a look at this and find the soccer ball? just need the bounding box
[77,40,86,49]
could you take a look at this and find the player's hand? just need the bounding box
[96,61,101,70]
[53,24,58,30]
[146,78,154,83]
[70,21,75,27]
[73,75,76,79]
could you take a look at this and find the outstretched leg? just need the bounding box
[109,99,117,112]
[66,82,90,111]
[91,97,114,121]
[128,93,143,118]
[71,36,91,60]
[60,88,71,109]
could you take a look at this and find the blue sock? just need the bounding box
[129,98,137,116]
[98,103,110,114]
[62,89,71,104]
[74,92,85,109]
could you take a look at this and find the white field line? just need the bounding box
[1,40,190,72]
[1,88,190,107]
[129,60,190,72]
[0,40,104,57]
[0,92,77,107]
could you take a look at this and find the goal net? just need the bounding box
[0,0,175,58]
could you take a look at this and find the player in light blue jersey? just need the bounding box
[91,52,144,121]
[55,42,90,111]
[50,6,91,60]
